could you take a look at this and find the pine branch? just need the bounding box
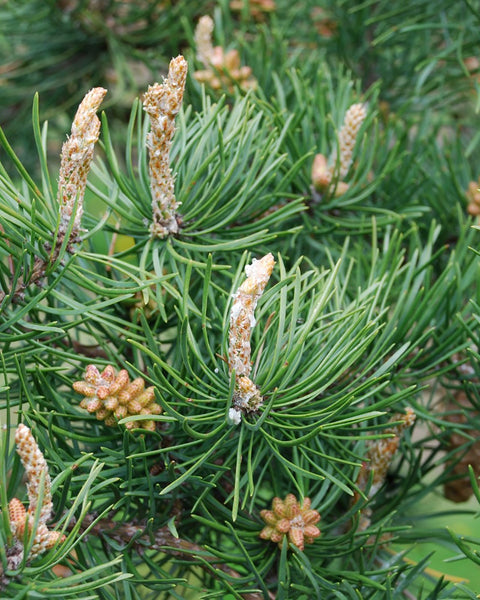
[73,513,271,600]
[1,2,480,598]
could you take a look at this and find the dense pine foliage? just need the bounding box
[1,1,480,598]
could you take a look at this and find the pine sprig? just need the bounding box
[1,2,480,597]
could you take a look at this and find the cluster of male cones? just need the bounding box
[259,494,321,551]
[73,364,162,430]
[8,425,65,563]
[5,406,419,573]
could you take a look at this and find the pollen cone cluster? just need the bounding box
[354,408,416,530]
[260,494,321,551]
[73,364,162,430]
[334,103,367,179]
[9,424,65,560]
[194,15,257,93]
[356,407,416,497]
[312,102,367,197]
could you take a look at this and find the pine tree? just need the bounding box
[1,1,480,598]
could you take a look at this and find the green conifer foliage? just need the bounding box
[1,1,480,598]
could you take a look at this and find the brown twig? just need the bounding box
[1,513,271,598]
[80,515,269,600]
[0,255,48,304]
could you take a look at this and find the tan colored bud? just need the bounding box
[15,424,52,525]
[333,181,350,197]
[57,88,107,240]
[143,55,188,238]
[229,254,275,377]
[195,15,214,67]
[311,153,331,190]
[11,426,64,560]
[466,179,480,217]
